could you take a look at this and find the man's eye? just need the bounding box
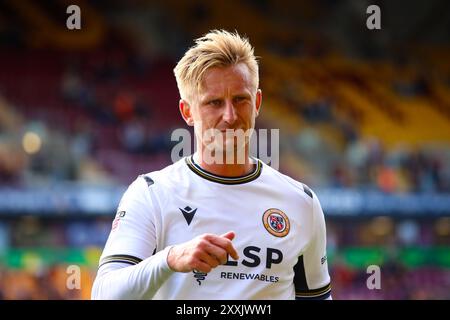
[209,100,222,106]
[234,97,246,103]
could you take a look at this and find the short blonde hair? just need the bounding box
[174,29,259,102]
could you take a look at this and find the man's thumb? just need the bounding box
[221,231,235,241]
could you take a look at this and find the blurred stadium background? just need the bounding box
[0,0,449,300]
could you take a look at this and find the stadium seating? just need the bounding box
[0,0,448,300]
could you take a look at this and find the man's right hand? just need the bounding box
[167,231,239,273]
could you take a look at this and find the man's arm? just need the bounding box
[293,186,332,300]
[91,176,239,299]
[92,247,173,299]
[91,176,167,299]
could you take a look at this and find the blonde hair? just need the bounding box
[174,29,259,102]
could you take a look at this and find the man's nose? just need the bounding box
[222,100,238,125]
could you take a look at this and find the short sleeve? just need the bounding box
[98,176,157,268]
[293,189,331,300]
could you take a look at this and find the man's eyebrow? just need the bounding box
[233,92,251,97]
[200,95,221,103]
[200,91,252,102]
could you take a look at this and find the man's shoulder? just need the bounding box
[261,161,315,201]
[137,156,188,188]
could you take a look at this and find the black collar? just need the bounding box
[185,155,263,185]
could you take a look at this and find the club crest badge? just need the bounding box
[262,208,290,237]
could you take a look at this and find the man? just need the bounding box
[92,30,331,300]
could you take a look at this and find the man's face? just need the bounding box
[180,63,262,157]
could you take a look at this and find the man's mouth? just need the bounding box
[218,128,241,132]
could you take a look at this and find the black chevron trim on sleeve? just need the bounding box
[295,282,332,300]
[293,255,308,292]
[99,254,143,268]
[140,175,154,186]
[302,183,313,199]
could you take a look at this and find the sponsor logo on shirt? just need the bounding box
[193,269,207,285]
[222,246,283,284]
[180,206,197,226]
[112,210,126,231]
[262,208,290,237]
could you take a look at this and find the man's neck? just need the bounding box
[194,149,255,177]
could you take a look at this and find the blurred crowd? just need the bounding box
[0,265,94,300]
[0,0,449,301]
[0,216,448,300]
[0,1,449,192]
[1,50,449,192]
[1,256,448,300]
[331,262,450,300]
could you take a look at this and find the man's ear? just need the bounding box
[179,99,194,126]
[255,89,262,117]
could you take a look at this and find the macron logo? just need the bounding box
[180,206,197,226]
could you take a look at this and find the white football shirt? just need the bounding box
[92,154,331,300]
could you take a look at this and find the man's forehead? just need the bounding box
[198,64,254,97]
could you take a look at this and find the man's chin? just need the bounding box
[220,143,247,161]
[203,141,247,162]
[221,140,246,152]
